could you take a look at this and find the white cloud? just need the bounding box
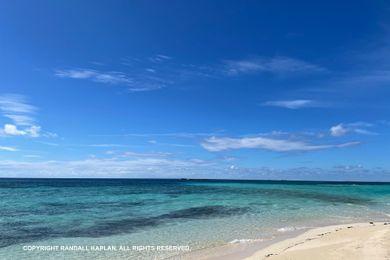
[23,154,41,158]
[149,54,172,63]
[353,129,377,135]
[0,146,18,152]
[0,94,37,115]
[26,125,41,137]
[120,151,172,158]
[223,56,325,75]
[0,94,45,138]
[55,69,133,85]
[330,124,348,137]
[3,114,35,126]
[91,132,217,138]
[1,124,41,137]
[330,122,377,137]
[3,124,26,136]
[201,136,359,152]
[348,121,374,127]
[0,94,36,127]
[262,99,319,109]
[0,94,45,137]
[55,68,164,91]
[85,143,129,148]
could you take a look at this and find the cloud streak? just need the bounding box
[0,94,36,113]
[55,68,166,92]
[223,56,326,75]
[0,146,18,152]
[55,69,133,85]
[330,122,378,137]
[262,99,322,109]
[201,136,359,152]
[55,55,327,92]
[0,94,42,138]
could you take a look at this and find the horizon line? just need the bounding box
[1,177,389,184]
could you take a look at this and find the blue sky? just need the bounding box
[0,0,390,180]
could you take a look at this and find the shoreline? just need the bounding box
[176,221,390,260]
[244,221,390,260]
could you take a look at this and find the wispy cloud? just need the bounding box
[330,124,348,137]
[0,94,36,114]
[55,55,326,93]
[0,94,43,138]
[329,122,378,137]
[55,69,133,85]
[55,55,178,92]
[148,54,172,63]
[330,122,378,137]
[55,68,166,92]
[353,129,378,135]
[0,146,18,152]
[201,136,359,152]
[223,56,326,75]
[119,151,172,158]
[262,99,322,109]
[90,132,218,138]
[84,143,131,148]
[3,114,35,126]
[23,154,41,158]
[0,94,36,121]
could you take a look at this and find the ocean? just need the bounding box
[0,178,389,259]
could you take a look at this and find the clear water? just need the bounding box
[0,178,389,259]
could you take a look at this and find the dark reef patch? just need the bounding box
[160,205,249,219]
[0,205,248,248]
[64,205,249,237]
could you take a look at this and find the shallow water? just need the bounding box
[0,178,389,259]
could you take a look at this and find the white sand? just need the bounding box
[245,222,390,260]
[175,222,390,260]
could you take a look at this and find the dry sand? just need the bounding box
[245,222,390,260]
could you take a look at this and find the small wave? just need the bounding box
[277,226,307,233]
[229,238,263,244]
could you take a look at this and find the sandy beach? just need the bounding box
[244,222,390,260]
[175,222,390,260]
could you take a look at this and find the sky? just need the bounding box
[0,0,390,180]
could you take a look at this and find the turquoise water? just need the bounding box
[0,178,389,259]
